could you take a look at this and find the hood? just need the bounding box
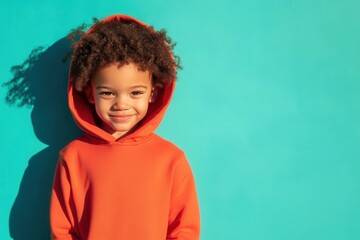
[68,14,175,143]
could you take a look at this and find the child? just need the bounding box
[50,14,200,239]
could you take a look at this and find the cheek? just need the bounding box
[136,101,150,114]
[94,99,110,114]
[93,103,104,118]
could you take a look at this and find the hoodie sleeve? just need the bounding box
[50,155,79,240]
[167,155,200,240]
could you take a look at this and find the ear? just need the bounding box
[84,84,95,104]
[149,83,163,103]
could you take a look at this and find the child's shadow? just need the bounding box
[4,38,82,239]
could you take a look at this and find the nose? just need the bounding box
[112,94,129,110]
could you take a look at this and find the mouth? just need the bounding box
[109,115,133,123]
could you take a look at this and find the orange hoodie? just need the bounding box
[50,14,200,240]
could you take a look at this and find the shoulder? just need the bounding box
[150,134,193,172]
[151,134,185,156]
[59,135,89,160]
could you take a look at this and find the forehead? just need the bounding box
[93,63,152,87]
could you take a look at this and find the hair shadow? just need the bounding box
[5,37,82,239]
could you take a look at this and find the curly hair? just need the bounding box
[68,17,182,91]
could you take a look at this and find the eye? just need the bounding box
[131,91,144,96]
[99,91,114,97]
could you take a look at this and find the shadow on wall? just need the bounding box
[3,38,82,239]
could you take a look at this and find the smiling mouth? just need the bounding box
[109,115,132,123]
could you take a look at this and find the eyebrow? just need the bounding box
[129,85,148,89]
[95,86,112,91]
[95,85,148,90]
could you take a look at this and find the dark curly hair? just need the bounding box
[68,17,182,91]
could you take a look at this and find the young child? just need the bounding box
[50,14,200,239]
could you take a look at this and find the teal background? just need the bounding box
[1,0,359,239]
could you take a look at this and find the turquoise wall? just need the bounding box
[1,0,359,239]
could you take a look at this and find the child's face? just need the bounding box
[88,63,153,139]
